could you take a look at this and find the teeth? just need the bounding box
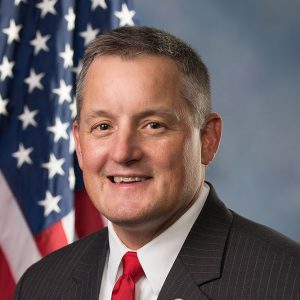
[113,176,147,183]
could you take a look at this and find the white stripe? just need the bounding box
[61,209,75,244]
[0,170,41,281]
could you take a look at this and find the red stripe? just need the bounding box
[35,221,68,257]
[75,188,104,238]
[0,247,16,300]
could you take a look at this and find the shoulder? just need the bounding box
[14,228,108,299]
[200,189,300,298]
[230,210,300,258]
[192,183,300,298]
[224,210,300,297]
[206,182,300,258]
[30,227,108,270]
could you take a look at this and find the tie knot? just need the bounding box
[122,251,144,282]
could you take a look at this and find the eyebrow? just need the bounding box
[85,110,114,121]
[135,109,180,121]
[84,107,181,123]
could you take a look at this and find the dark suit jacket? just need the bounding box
[14,184,300,299]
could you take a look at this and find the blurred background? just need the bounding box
[134,0,300,242]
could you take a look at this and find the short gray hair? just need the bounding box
[76,26,211,128]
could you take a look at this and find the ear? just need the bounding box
[72,121,83,169]
[201,113,222,165]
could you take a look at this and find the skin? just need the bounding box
[73,54,222,249]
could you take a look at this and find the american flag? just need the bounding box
[0,0,137,298]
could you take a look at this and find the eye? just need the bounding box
[97,123,111,131]
[91,121,113,136]
[147,122,163,129]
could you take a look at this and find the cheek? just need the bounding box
[80,139,108,172]
[152,139,189,183]
[163,135,202,185]
[153,141,181,167]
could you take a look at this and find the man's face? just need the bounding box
[74,55,212,237]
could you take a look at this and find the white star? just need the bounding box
[24,69,44,93]
[69,99,77,119]
[47,117,69,142]
[18,105,38,129]
[69,131,75,154]
[79,24,99,46]
[36,0,57,18]
[0,56,14,80]
[38,191,61,217]
[59,43,74,68]
[30,31,50,55]
[15,0,27,5]
[72,60,82,78]
[114,3,135,27]
[42,153,65,179]
[2,19,22,44]
[52,79,72,104]
[69,167,75,190]
[65,7,76,31]
[91,0,107,10]
[0,95,9,116]
[12,143,33,168]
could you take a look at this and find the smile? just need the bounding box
[108,176,151,183]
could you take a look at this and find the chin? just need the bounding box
[105,205,156,225]
[106,214,148,229]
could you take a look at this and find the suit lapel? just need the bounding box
[158,257,211,300]
[158,183,233,300]
[71,228,109,299]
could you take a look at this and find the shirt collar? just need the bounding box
[107,182,210,296]
[107,222,129,286]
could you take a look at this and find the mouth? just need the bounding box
[107,176,152,184]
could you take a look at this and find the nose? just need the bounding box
[110,128,143,165]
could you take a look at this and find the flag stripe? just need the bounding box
[0,170,41,281]
[34,221,68,257]
[61,209,75,244]
[0,247,15,300]
[75,188,105,238]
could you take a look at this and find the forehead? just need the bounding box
[81,55,189,114]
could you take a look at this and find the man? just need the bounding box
[15,26,300,300]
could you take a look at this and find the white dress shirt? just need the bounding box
[99,183,209,300]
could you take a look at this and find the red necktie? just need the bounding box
[111,251,144,300]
